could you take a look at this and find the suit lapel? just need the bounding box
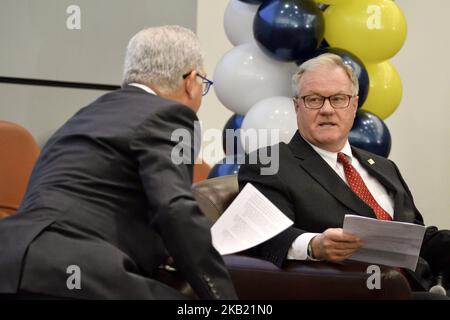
[288,133,376,219]
[351,148,406,222]
[351,148,397,192]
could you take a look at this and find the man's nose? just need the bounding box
[319,98,335,114]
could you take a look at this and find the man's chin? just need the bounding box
[313,135,344,151]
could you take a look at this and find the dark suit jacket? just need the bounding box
[238,132,450,290]
[0,85,237,299]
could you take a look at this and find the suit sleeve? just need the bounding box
[129,103,237,299]
[238,155,305,268]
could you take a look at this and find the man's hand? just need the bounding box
[310,228,362,262]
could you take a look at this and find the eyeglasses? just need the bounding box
[182,71,213,96]
[296,94,354,109]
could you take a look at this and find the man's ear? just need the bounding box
[353,96,359,117]
[184,71,196,99]
[293,98,299,113]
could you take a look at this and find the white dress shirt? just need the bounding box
[287,140,395,260]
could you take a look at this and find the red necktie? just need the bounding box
[337,152,392,221]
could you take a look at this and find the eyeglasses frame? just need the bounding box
[294,94,355,110]
[182,71,213,96]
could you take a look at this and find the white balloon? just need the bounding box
[224,0,258,46]
[241,96,298,153]
[213,43,298,115]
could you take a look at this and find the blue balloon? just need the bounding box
[317,3,329,11]
[208,156,241,178]
[349,111,391,157]
[318,38,330,50]
[253,0,324,62]
[222,114,245,156]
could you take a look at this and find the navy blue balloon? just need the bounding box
[253,0,324,62]
[222,114,245,155]
[296,47,369,108]
[208,157,241,178]
[349,111,391,157]
[318,38,330,50]
[317,3,329,11]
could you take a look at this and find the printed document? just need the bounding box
[211,183,293,255]
[343,214,426,271]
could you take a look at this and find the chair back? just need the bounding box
[0,121,40,217]
[192,175,238,224]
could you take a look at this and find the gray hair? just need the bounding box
[292,53,359,96]
[122,25,204,93]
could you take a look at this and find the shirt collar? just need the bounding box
[128,83,157,95]
[305,138,353,166]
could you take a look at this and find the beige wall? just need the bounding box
[196,0,233,164]
[197,0,450,229]
[388,0,450,229]
[0,0,197,84]
[0,0,197,145]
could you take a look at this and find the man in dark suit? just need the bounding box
[0,25,237,300]
[238,53,450,295]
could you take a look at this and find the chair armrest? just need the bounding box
[154,254,412,300]
[223,254,412,300]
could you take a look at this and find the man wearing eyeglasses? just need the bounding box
[238,53,450,298]
[0,25,236,300]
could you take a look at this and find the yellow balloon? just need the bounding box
[314,0,346,5]
[361,61,402,120]
[324,0,407,62]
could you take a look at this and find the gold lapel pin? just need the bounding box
[368,159,375,165]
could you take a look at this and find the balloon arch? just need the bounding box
[210,0,406,178]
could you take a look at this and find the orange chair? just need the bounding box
[0,121,40,218]
[193,160,211,183]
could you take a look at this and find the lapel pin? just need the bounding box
[368,159,375,165]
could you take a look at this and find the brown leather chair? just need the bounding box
[156,175,412,299]
[0,121,40,218]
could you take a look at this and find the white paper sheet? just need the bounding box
[211,183,293,255]
[343,214,426,271]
